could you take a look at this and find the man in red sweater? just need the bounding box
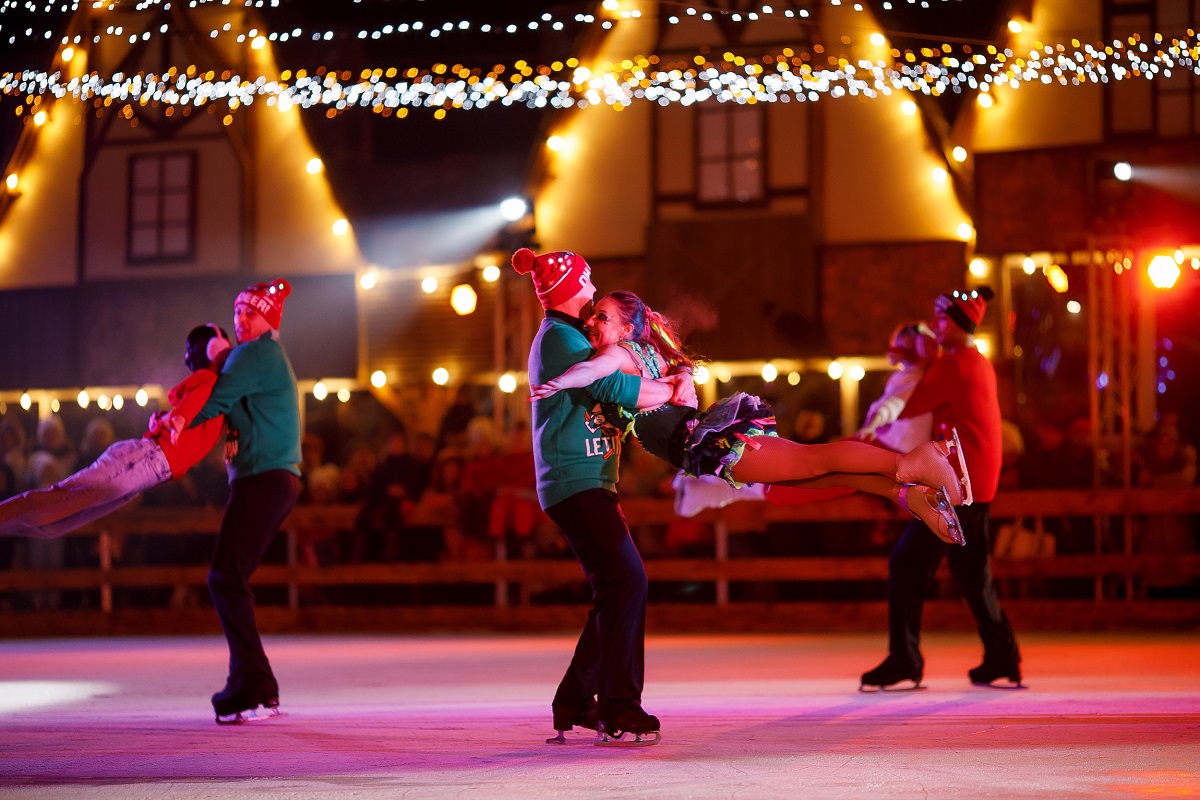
[860,287,1023,690]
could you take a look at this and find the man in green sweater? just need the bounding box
[174,278,301,723]
[513,247,691,746]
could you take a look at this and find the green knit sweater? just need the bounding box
[193,333,302,480]
[529,311,641,509]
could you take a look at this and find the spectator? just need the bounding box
[437,385,477,453]
[1136,419,1198,595]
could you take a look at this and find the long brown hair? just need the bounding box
[603,290,696,371]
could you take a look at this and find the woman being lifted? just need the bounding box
[529,290,971,545]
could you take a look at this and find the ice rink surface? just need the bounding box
[1,631,1197,799]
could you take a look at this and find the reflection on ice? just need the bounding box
[0,681,119,714]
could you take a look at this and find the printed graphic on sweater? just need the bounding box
[583,403,622,460]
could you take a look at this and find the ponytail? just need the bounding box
[643,307,695,372]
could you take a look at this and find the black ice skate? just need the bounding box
[546,698,600,744]
[859,658,925,692]
[596,706,661,747]
[968,660,1024,689]
[212,674,286,725]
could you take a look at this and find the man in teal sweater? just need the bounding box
[513,247,690,745]
[175,278,301,723]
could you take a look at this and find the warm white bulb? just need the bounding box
[932,167,948,184]
[787,372,801,386]
[498,373,518,393]
[337,387,351,402]
[901,99,917,116]
[969,258,988,278]
[359,271,377,290]
[421,277,438,293]
[33,110,48,126]
[113,395,124,410]
[499,197,528,221]
[432,368,450,386]
[252,35,267,50]
[761,363,778,382]
[1113,161,1132,181]
[313,381,328,401]
[957,223,974,240]
[848,364,866,382]
[977,93,994,109]
[482,265,500,282]
[952,146,967,163]
[20,392,31,410]
[1023,257,1037,275]
[77,390,90,408]
[370,370,387,388]
[1066,300,1082,314]
[4,173,16,191]
[332,218,349,236]
[135,388,149,407]
[306,157,323,174]
[546,135,564,151]
[450,284,478,315]
[693,365,710,385]
[1008,19,1023,33]
[827,361,844,380]
[869,32,885,46]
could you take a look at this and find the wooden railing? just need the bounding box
[2,489,1198,621]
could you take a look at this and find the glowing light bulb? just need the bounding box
[97,394,111,410]
[547,135,565,151]
[1113,161,1132,181]
[932,167,948,184]
[969,258,988,278]
[761,363,778,382]
[848,364,866,382]
[1148,254,1181,289]
[482,265,500,282]
[1066,300,1082,314]
[787,372,801,386]
[20,392,31,410]
[451,284,477,315]
[50,398,60,413]
[306,157,323,174]
[432,368,450,386]
[977,93,994,109]
[498,372,517,393]
[869,32,886,46]
[77,390,90,408]
[901,99,917,115]
[135,389,149,406]
[252,35,266,50]
[62,46,74,61]
[827,361,844,380]
[33,110,48,126]
[313,381,328,401]
[1023,257,1037,275]
[337,387,351,402]
[952,146,967,162]
[370,370,388,388]
[421,277,438,293]
[693,365,710,385]
[1008,19,1023,33]
[332,218,349,236]
[4,174,16,192]
[359,271,377,290]
[113,395,124,410]
[957,223,974,240]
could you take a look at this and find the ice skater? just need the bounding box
[529,290,971,545]
[859,287,1023,691]
[515,248,693,747]
[0,324,230,539]
[167,279,302,723]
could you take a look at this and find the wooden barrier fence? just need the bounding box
[2,489,1198,628]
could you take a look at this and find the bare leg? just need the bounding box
[730,438,900,485]
[780,472,901,502]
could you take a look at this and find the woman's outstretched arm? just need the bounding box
[529,344,632,400]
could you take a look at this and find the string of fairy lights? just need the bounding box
[3,27,1200,122]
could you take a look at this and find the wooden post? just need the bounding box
[99,530,112,614]
[714,516,729,607]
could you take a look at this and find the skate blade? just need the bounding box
[546,730,600,745]
[950,428,973,505]
[595,730,661,747]
[215,705,286,725]
[859,680,925,693]
[971,679,1027,690]
[936,487,965,546]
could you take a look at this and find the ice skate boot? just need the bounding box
[968,659,1024,689]
[860,657,924,692]
[596,706,661,747]
[898,485,965,546]
[897,431,972,507]
[212,674,285,724]
[546,697,600,744]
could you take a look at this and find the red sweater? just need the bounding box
[143,370,225,480]
[899,345,1003,503]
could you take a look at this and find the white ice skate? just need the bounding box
[595,728,661,747]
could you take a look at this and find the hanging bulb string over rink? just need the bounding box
[4,26,1200,120]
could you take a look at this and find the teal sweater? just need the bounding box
[529,311,641,509]
[193,333,302,480]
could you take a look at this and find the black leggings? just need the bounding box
[545,489,648,717]
[207,469,300,681]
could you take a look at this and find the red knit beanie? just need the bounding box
[934,286,994,333]
[235,279,291,329]
[511,248,591,309]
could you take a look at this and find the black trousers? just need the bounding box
[887,502,1020,668]
[207,469,300,681]
[544,489,647,718]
